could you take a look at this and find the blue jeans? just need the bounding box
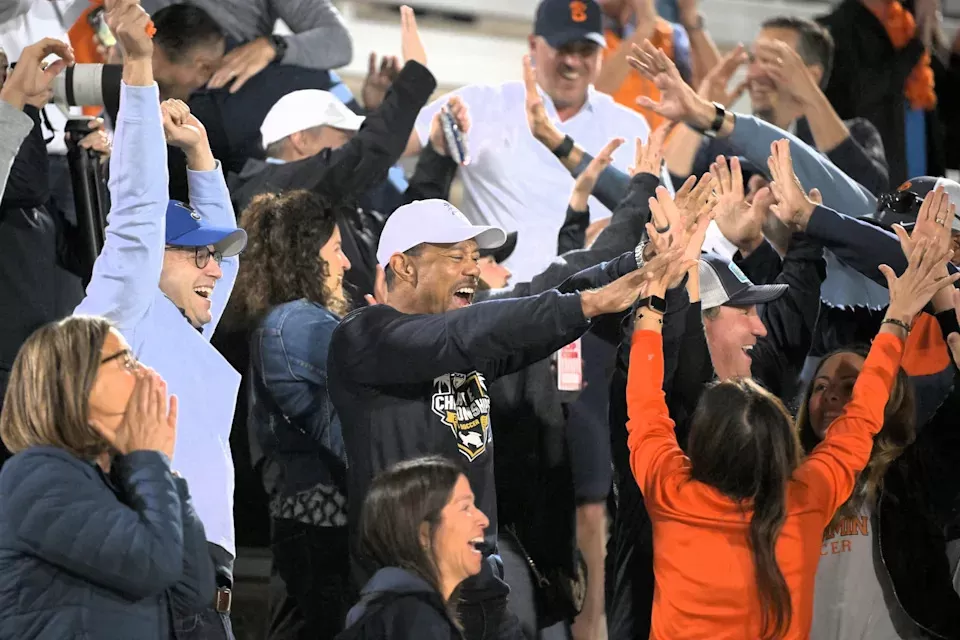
[172,608,234,640]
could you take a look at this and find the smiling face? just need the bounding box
[159,244,223,328]
[397,239,481,314]
[318,225,351,309]
[478,256,512,289]
[703,305,768,380]
[529,35,601,116]
[431,474,490,596]
[807,351,865,439]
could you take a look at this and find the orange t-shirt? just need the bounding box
[604,19,675,129]
[626,330,903,639]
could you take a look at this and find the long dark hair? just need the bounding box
[687,378,801,639]
[359,456,463,611]
[796,345,915,523]
[228,190,347,330]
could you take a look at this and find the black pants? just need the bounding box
[172,543,235,640]
[267,520,352,640]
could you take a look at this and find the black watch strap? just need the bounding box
[268,35,288,62]
[552,135,575,160]
[637,295,667,314]
[702,102,726,138]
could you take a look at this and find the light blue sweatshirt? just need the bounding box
[74,83,241,557]
[588,113,890,309]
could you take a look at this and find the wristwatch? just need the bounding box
[634,241,649,269]
[552,135,575,160]
[637,295,667,314]
[267,35,288,62]
[702,102,727,139]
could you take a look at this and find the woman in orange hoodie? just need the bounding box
[626,229,957,638]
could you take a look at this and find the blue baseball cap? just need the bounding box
[165,200,247,257]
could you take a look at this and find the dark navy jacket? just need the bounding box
[0,447,214,639]
[338,567,461,640]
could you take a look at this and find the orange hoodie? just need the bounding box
[626,330,903,639]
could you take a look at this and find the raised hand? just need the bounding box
[673,170,714,220]
[767,139,818,232]
[891,186,954,268]
[161,99,207,150]
[0,38,74,110]
[115,369,178,461]
[629,122,671,178]
[522,54,558,144]
[646,186,715,282]
[428,96,471,158]
[697,44,749,107]
[362,53,401,110]
[881,238,960,325]
[581,247,695,317]
[104,0,154,62]
[400,5,427,67]
[571,138,626,209]
[711,156,764,256]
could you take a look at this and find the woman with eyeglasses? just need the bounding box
[0,315,215,639]
[338,456,489,639]
[227,189,354,638]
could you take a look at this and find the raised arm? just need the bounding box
[797,238,960,519]
[74,7,168,338]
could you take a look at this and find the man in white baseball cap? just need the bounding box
[259,89,366,155]
[328,196,670,638]
[376,199,507,311]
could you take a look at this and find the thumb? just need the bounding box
[878,264,897,290]
[948,333,960,367]
[364,294,378,306]
[892,224,911,247]
[808,188,822,205]
[167,395,179,429]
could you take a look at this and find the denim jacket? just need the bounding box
[249,299,347,503]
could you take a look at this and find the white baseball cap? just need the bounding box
[377,199,508,267]
[260,90,365,148]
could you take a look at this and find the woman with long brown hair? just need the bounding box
[625,230,956,638]
[0,316,213,639]
[798,334,960,637]
[229,189,354,638]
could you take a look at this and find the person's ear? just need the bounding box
[808,64,824,88]
[389,253,418,287]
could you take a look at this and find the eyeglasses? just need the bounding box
[101,349,139,371]
[166,246,223,269]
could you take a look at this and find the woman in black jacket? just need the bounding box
[0,316,214,639]
[337,456,490,640]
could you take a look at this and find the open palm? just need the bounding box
[627,41,701,123]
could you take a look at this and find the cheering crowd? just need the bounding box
[0,0,959,638]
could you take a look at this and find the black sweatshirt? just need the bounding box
[328,288,592,600]
[228,61,438,297]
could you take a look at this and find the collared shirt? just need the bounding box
[415,83,653,281]
[75,82,242,557]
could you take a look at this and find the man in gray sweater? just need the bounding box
[142,0,352,94]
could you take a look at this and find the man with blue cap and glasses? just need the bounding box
[74,3,246,637]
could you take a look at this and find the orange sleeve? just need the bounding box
[626,330,688,500]
[795,332,904,520]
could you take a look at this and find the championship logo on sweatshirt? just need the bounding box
[431,372,491,462]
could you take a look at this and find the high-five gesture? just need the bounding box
[711,156,765,257]
[523,54,558,145]
[881,238,960,330]
[629,122,671,178]
[570,138,626,211]
[0,38,74,110]
[891,186,955,265]
[400,5,427,67]
[767,140,821,232]
[697,44,749,107]
[580,248,694,318]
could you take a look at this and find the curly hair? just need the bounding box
[229,190,349,329]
